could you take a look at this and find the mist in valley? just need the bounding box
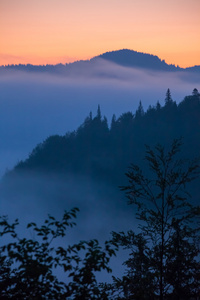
[0,58,199,177]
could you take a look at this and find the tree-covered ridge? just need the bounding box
[10,89,200,187]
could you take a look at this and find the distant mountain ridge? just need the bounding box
[94,49,179,71]
[1,49,200,73]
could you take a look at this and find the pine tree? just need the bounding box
[192,88,199,96]
[135,101,144,119]
[96,104,102,120]
[111,114,117,131]
[165,88,173,105]
[156,100,161,111]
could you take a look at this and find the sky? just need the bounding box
[1,0,200,68]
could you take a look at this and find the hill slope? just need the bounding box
[95,49,179,71]
[2,90,200,205]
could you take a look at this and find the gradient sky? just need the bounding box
[1,0,200,67]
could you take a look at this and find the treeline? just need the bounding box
[9,88,200,188]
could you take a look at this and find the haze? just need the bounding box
[0,59,199,177]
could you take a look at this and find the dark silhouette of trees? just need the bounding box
[165,221,200,299]
[135,101,144,119]
[165,88,173,105]
[163,89,177,122]
[192,88,199,96]
[156,100,161,111]
[111,231,156,299]
[9,90,200,185]
[0,209,117,299]
[113,139,200,300]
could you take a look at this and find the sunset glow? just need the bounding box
[1,0,200,67]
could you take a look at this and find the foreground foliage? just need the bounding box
[0,208,117,299]
[112,139,200,300]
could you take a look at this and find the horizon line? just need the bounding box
[0,49,199,69]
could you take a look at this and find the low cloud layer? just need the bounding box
[0,171,134,280]
[0,59,198,176]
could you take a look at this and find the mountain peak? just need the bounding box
[94,49,179,71]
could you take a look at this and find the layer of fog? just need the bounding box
[0,59,199,280]
[0,59,199,176]
[0,170,136,280]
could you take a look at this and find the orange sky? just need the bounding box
[0,0,200,67]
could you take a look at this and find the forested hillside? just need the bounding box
[5,88,200,188]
